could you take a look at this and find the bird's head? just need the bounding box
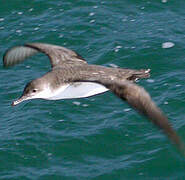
[12,78,50,106]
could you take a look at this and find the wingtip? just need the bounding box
[3,46,16,67]
[104,79,185,157]
[3,49,10,67]
[2,44,38,68]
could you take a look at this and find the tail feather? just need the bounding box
[127,69,151,81]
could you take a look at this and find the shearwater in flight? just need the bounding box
[3,42,185,155]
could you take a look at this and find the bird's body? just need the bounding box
[3,42,185,155]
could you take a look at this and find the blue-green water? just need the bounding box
[0,0,185,179]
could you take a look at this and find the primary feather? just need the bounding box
[3,46,38,67]
[3,42,185,156]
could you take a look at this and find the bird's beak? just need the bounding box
[11,95,30,106]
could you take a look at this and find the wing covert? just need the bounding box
[3,43,87,68]
[25,43,87,67]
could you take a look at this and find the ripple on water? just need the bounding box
[0,0,185,179]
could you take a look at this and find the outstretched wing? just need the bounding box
[3,43,87,68]
[75,78,185,155]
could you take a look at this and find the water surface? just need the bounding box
[0,0,185,179]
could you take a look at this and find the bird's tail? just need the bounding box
[127,69,151,81]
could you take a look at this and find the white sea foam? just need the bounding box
[162,42,175,49]
[73,101,81,106]
[16,30,22,33]
[124,108,131,112]
[34,27,39,31]
[90,19,95,23]
[122,18,127,22]
[18,12,23,15]
[89,12,95,16]
[146,79,155,83]
[82,104,89,107]
[59,34,64,38]
[164,101,168,105]
[58,119,65,122]
[28,8,33,12]
[114,45,122,52]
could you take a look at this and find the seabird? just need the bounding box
[3,42,185,155]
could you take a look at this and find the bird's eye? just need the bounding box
[32,89,37,93]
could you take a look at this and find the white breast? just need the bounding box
[46,82,109,100]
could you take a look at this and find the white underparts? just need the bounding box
[44,82,109,100]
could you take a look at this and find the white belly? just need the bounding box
[46,82,109,100]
